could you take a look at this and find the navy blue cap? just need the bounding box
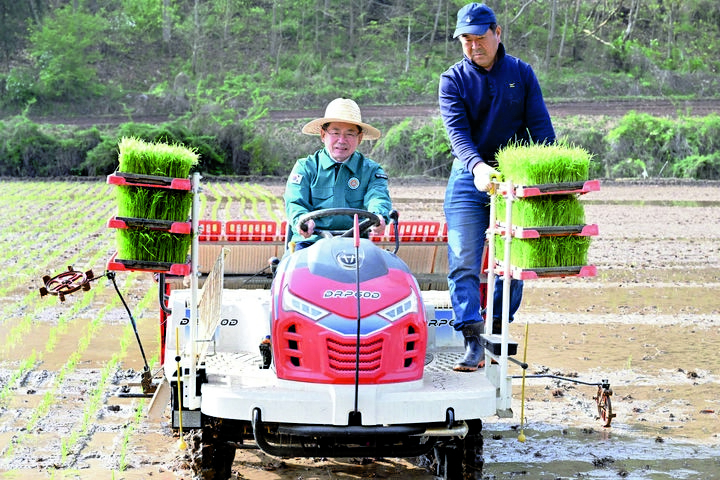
[453,3,497,38]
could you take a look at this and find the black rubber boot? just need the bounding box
[453,322,485,372]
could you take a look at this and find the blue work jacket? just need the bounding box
[439,43,556,173]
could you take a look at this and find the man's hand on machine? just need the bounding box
[297,219,315,238]
[472,162,500,192]
[370,216,386,237]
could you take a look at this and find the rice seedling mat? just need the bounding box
[490,180,600,281]
[106,138,199,274]
[107,216,192,234]
[512,179,600,198]
[107,171,192,190]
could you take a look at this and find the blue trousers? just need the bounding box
[444,159,523,330]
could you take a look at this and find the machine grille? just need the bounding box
[326,337,383,372]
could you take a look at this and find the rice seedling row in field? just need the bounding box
[1,274,130,401]
[0,209,115,343]
[0,206,115,299]
[118,401,146,472]
[1,274,158,471]
[0,183,113,255]
[0,182,106,244]
[58,288,158,471]
[206,183,225,221]
[189,181,285,223]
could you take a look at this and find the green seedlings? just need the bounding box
[497,141,592,185]
[117,137,199,178]
[116,229,191,264]
[495,235,591,269]
[116,186,192,222]
[496,194,585,227]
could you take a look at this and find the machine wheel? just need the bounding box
[596,386,616,427]
[185,419,236,480]
[415,427,484,479]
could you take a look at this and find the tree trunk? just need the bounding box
[544,0,558,70]
[429,0,442,45]
[162,0,171,54]
[557,2,569,68]
[191,0,199,76]
[405,13,411,73]
[623,0,641,42]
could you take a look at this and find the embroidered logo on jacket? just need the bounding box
[348,177,360,189]
[290,173,303,184]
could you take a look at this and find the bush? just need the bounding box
[372,117,451,177]
[606,112,720,179]
[671,153,720,179]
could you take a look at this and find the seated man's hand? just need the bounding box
[472,162,500,192]
[370,216,386,237]
[297,219,315,238]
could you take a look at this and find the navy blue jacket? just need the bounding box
[439,43,555,172]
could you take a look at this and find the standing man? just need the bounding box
[284,97,391,250]
[439,3,556,371]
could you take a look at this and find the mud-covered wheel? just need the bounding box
[414,421,484,480]
[596,386,615,427]
[436,441,463,479]
[185,419,236,479]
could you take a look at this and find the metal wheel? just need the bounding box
[185,419,236,480]
[596,386,616,427]
[39,266,94,301]
[414,428,484,479]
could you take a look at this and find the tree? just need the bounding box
[29,4,109,100]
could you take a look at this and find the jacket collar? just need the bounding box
[463,42,506,72]
[319,149,360,174]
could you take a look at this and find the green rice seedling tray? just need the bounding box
[117,137,199,179]
[494,234,592,270]
[107,252,190,275]
[496,194,586,228]
[496,179,600,198]
[107,216,192,234]
[514,179,600,198]
[115,228,191,265]
[500,224,599,239]
[107,172,191,191]
[495,262,597,280]
[115,185,193,222]
[496,143,592,186]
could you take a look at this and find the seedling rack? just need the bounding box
[106,171,195,275]
[486,178,615,427]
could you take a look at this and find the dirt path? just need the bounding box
[0,180,718,479]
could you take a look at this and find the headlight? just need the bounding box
[282,286,329,321]
[378,291,418,322]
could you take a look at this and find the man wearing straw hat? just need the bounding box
[439,3,556,372]
[284,98,392,250]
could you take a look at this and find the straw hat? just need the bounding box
[302,98,381,141]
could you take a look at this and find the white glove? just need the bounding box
[472,162,500,192]
[297,219,315,238]
[370,216,386,236]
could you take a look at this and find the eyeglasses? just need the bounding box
[324,129,360,139]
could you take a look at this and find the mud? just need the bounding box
[0,180,719,479]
